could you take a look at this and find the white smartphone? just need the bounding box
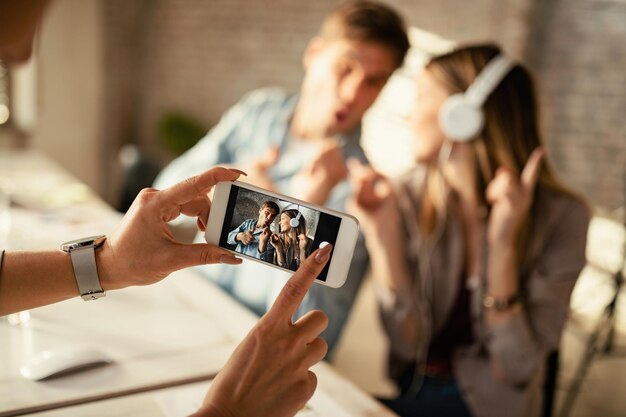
[206,180,359,288]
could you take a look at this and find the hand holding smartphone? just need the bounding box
[206,181,359,288]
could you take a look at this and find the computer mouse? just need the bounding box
[20,346,113,381]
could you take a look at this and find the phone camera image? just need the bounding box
[218,185,341,281]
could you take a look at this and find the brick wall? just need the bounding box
[102,0,625,210]
[526,0,626,212]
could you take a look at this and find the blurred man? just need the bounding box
[154,1,410,352]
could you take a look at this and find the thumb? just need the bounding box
[521,147,544,192]
[172,243,242,269]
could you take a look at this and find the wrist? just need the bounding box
[486,245,518,294]
[96,242,123,291]
[487,232,519,248]
[482,292,521,312]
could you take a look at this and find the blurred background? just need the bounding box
[0,1,624,416]
[0,0,623,213]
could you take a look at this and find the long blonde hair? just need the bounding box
[421,44,584,258]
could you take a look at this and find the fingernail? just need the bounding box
[315,244,332,263]
[220,254,242,264]
[229,168,248,176]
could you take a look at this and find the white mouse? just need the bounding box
[20,346,113,381]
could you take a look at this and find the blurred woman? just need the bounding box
[349,44,589,417]
[269,209,313,271]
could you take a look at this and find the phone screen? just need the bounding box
[218,184,341,281]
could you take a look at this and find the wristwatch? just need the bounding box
[61,235,107,301]
[482,292,520,311]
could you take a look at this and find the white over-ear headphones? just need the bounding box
[438,54,514,142]
[284,204,302,228]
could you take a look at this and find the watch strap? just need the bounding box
[482,292,520,311]
[71,246,105,301]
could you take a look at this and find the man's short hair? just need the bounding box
[261,201,280,214]
[319,1,410,69]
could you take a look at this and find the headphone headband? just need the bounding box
[284,204,303,228]
[465,54,515,106]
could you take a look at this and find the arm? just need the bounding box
[297,235,310,264]
[227,221,250,246]
[481,149,589,385]
[258,227,270,253]
[289,141,348,205]
[483,199,589,386]
[259,240,275,262]
[271,235,286,267]
[346,161,422,357]
[0,168,244,316]
[192,244,333,417]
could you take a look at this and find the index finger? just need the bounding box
[159,167,245,206]
[520,148,544,191]
[266,244,333,322]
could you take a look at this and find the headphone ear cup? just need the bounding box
[290,210,302,228]
[439,93,484,142]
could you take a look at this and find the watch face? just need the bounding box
[61,235,106,252]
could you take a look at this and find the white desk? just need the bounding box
[0,149,396,417]
[21,364,395,417]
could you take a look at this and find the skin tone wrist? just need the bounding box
[486,244,518,296]
[485,243,522,324]
[96,242,122,292]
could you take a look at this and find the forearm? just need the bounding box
[299,247,308,262]
[368,238,421,356]
[227,230,241,245]
[297,178,335,206]
[0,246,121,316]
[484,242,537,384]
[0,251,77,315]
[275,250,286,267]
[366,231,411,293]
[485,244,522,326]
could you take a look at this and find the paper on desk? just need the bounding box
[155,381,354,417]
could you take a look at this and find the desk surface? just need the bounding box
[0,149,396,417]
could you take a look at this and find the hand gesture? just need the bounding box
[98,167,244,290]
[269,233,283,251]
[290,141,348,205]
[237,146,280,191]
[259,227,271,245]
[485,148,544,245]
[346,158,399,241]
[237,227,255,246]
[196,244,332,417]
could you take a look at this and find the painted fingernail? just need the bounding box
[315,244,332,263]
[220,254,242,264]
[228,168,248,176]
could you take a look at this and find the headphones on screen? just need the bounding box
[438,54,515,142]
[283,204,303,228]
